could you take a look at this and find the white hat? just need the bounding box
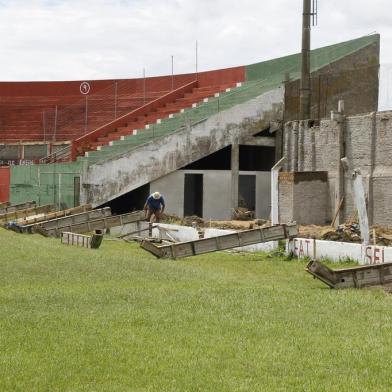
[152,191,161,199]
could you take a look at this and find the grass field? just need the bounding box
[1,228,392,391]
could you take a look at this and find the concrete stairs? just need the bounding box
[79,83,236,152]
[80,82,283,207]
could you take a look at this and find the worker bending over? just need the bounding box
[144,191,165,222]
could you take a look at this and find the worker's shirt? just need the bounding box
[146,195,165,210]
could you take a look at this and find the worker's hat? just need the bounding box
[152,191,161,199]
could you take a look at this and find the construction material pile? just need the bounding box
[321,223,362,243]
[314,223,392,246]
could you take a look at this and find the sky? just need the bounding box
[0,0,391,108]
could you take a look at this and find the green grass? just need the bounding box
[1,228,392,391]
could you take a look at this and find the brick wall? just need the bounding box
[282,111,392,227]
[279,172,329,225]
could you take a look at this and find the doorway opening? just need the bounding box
[239,175,256,211]
[184,174,203,217]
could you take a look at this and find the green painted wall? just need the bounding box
[245,34,379,82]
[10,161,83,209]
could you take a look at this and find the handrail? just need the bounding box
[90,78,277,165]
[71,80,198,160]
[40,144,71,164]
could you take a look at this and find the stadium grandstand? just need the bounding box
[0,34,380,218]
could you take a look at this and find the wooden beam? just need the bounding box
[20,207,112,234]
[18,204,92,226]
[0,204,55,224]
[0,201,36,215]
[306,260,392,289]
[141,223,298,259]
[42,210,145,237]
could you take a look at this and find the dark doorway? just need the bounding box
[184,174,203,217]
[100,183,150,215]
[73,177,80,207]
[239,175,256,211]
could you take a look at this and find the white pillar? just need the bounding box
[271,157,286,225]
[352,169,370,246]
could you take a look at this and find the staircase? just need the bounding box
[71,80,237,159]
[81,82,283,207]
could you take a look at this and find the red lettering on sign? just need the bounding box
[305,240,311,256]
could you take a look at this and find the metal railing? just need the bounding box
[39,145,71,164]
[85,78,279,164]
[41,76,188,142]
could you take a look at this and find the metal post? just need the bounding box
[271,157,286,225]
[171,55,174,90]
[300,0,311,120]
[84,96,88,133]
[114,81,118,119]
[143,68,146,105]
[195,40,198,80]
[42,110,46,142]
[53,106,58,142]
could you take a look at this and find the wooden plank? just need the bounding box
[0,204,55,224]
[43,210,145,237]
[306,260,392,289]
[21,208,112,234]
[141,223,298,259]
[0,201,36,215]
[17,204,92,226]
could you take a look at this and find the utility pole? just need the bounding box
[300,0,311,120]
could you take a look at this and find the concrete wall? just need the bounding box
[284,36,379,121]
[282,111,392,227]
[279,172,329,225]
[83,87,284,207]
[150,170,271,220]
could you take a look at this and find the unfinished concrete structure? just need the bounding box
[5,35,380,220]
[280,109,392,227]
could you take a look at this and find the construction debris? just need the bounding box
[0,204,55,224]
[232,207,254,221]
[38,210,145,237]
[322,223,362,242]
[0,201,36,215]
[61,231,104,249]
[306,259,392,289]
[17,204,92,226]
[141,223,298,259]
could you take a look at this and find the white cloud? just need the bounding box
[0,0,391,109]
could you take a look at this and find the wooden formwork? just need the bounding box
[0,202,10,210]
[61,231,104,249]
[0,204,55,224]
[141,223,298,259]
[20,208,112,234]
[41,210,145,237]
[0,201,36,215]
[17,204,92,226]
[306,260,392,289]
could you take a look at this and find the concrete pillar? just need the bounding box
[291,121,299,171]
[231,140,239,217]
[368,112,377,225]
[298,121,306,171]
[283,122,291,171]
[334,105,346,227]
